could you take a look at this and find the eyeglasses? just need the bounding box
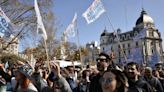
[97,59,107,62]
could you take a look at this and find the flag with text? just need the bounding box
[82,0,105,24]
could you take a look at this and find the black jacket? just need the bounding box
[143,76,164,92]
[0,68,11,85]
[128,77,153,92]
[89,73,102,92]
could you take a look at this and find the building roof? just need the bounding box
[136,9,154,26]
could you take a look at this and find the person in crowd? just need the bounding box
[155,63,163,76]
[78,70,90,92]
[89,53,113,92]
[100,69,129,92]
[125,62,153,92]
[143,67,163,92]
[48,61,72,92]
[13,64,38,92]
[66,66,78,92]
[31,65,48,92]
[0,63,12,92]
[42,69,49,84]
[152,69,164,89]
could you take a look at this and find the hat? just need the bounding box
[18,64,33,79]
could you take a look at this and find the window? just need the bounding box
[128,43,130,48]
[149,31,153,37]
[152,49,154,54]
[151,42,153,46]
[128,50,131,54]
[127,34,130,39]
[111,46,113,51]
[103,47,105,51]
[123,44,125,48]
[119,51,121,56]
[124,50,126,55]
[119,59,121,63]
[136,42,138,47]
[122,35,125,41]
[118,45,120,49]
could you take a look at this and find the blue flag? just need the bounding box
[133,28,146,41]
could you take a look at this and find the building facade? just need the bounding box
[100,9,163,66]
[84,41,100,64]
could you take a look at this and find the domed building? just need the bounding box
[100,9,163,66]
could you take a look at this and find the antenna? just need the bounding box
[141,0,144,10]
[124,0,128,32]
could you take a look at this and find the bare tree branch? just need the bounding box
[13,7,34,21]
[0,0,8,6]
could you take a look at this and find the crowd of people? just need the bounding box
[0,53,164,92]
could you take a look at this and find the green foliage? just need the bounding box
[0,53,26,67]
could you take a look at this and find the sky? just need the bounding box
[53,0,164,47]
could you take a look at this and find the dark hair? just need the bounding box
[82,70,90,79]
[97,53,112,62]
[127,62,139,71]
[102,69,128,92]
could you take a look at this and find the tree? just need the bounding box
[0,0,55,51]
[0,53,26,66]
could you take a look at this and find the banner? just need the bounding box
[34,0,47,40]
[133,28,146,41]
[82,0,105,24]
[0,7,14,38]
[64,13,77,38]
[130,48,143,64]
[149,53,161,67]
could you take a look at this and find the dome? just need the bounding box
[101,28,109,36]
[136,9,154,26]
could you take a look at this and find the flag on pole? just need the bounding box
[34,0,47,40]
[82,0,105,24]
[0,8,11,24]
[133,28,146,41]
[64,13,77,38]
[0,7,14,37]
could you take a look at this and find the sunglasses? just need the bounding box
[97,59,107,62]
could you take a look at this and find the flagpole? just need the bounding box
[100,0,128,63]
[104,11,128,64]
[76,28,83,70]
[43,39,50,73]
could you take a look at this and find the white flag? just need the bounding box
[64,13,77,38]
[34,0,47,40]
[82,0,105,24]
[133,28,146,41]
[4,61,9,72]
